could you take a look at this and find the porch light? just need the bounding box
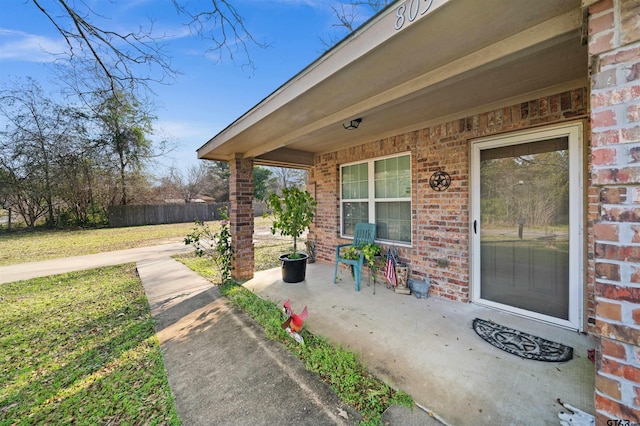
[343,118,362,130]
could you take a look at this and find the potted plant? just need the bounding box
[338,242,381,281]
[266,187,317,283]
[360,243,382,270]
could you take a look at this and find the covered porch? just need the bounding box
[198,0,640,421]
[243,262,596,425]
[198,0,589,296]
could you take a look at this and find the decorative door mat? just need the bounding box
[472,318,573,362]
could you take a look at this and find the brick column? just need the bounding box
[229,155,254,281]
[588,0,640,422]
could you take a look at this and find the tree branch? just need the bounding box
[31,0,265,99]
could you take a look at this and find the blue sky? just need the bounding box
[0,0,375,176]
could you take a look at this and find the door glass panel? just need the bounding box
[480,137,570,319]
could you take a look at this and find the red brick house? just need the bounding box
[198,0,640,422]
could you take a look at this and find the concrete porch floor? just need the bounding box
[243,262,596,425]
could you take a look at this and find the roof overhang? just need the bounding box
[198,0,588,169]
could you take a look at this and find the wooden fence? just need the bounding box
[108,201,268,227]
[108,203,229,227]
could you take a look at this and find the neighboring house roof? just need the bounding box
[195,195,216,203]
[198,0,587,169]
[165,198,207,204]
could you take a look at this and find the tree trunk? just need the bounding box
[119,150,127,205]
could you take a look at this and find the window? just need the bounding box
[340,153,411,244]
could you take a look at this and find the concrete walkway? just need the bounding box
[1,244,441,425]
[136,257,358,425]
[0,242,191,284]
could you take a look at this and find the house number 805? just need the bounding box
[394,0,434,30]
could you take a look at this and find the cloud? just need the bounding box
[149,24,192,42]
[245,0,326,8]
[0,28,66,62]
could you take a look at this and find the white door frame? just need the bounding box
[470,122,584,331]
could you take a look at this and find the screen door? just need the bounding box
[471,123,583,329]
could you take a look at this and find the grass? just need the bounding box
[0,222,205,266]
[1,218,413,425]
[177,252,414,426]
[222,280,413,425]
[0,217,281,266]
[0,264,179,425]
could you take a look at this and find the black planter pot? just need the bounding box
[280,253,308,283]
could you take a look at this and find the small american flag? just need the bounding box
[384,248,397,287]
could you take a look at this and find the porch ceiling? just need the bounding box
[197,0,588,169]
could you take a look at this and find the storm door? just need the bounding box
[471,123,583,330]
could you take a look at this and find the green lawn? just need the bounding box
[0,222,212,266]
[0,264,179,425]
[0,217,286,267]
[1,219,411,426]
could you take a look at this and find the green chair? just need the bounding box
[334,223,376,291]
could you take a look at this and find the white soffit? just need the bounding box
[198,0,586,167]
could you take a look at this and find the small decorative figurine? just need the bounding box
[281,299,308,344]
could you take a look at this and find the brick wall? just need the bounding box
[589,0,640,422]
[229,156,255,281]
[309,88,588,303]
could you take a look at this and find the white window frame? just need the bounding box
[339,152,412,245]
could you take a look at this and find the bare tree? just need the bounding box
[171,1,267,70]
[183,164,210,203]
[0,168,14,230]
[32,0,267,100]
[320,1,393,49]
[161,164,210,203]
[0,79,88,227]
[267,167,308,195]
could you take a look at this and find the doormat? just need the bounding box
[472,318,573,362]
